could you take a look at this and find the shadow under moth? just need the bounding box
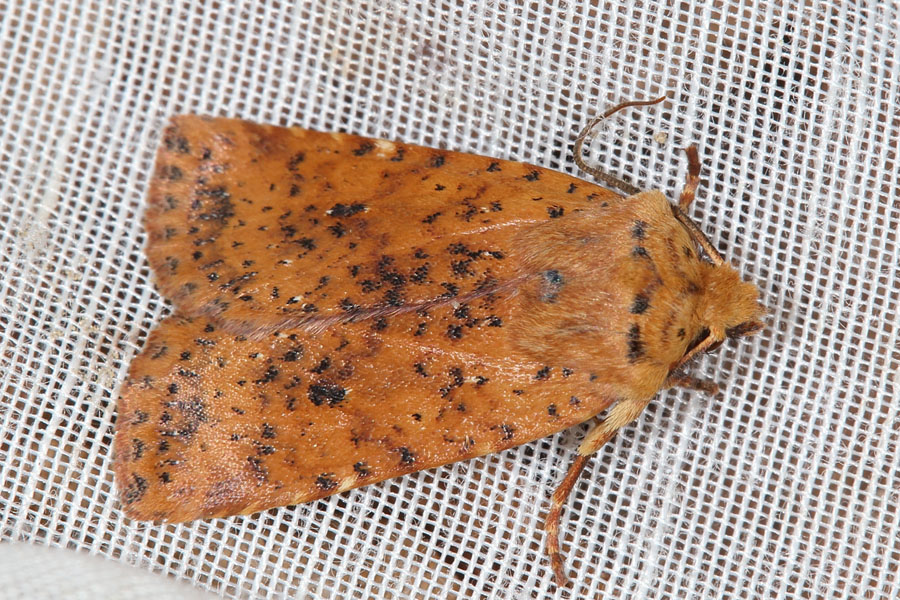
[114,97,765,586]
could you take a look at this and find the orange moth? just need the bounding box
[115,97,765,585]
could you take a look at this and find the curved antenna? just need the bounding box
[573,95,667,195]
[672,204,726,267]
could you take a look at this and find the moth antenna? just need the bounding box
[672,205,726,267]
[573,94,667,195]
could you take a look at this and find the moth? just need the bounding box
[114,97,765,585]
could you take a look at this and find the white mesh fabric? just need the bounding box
[1,1,898,598]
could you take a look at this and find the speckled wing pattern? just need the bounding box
[142,116,619,334]
[116,116,643,522]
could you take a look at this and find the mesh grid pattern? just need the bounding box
[1,1,898,598]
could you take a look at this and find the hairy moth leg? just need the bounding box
[678,145,701,210]
[544,372,724,586]
[665,372,719,395]
[544,396,651,586]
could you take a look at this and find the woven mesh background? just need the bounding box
[2,1,898,598]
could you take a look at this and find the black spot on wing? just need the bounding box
[121,473,148,504]
[540,269,564,303]
[159,165,183,181]
[547,205,564,218]
[352,142,374,156]
[396,447,416,465]
[630,293,650,314]
[632,220,647,240]
[327,203,366,217]
[316,473,338,491]
[164,134,191,154]
[308,381,346,406]
[627,324,645,361]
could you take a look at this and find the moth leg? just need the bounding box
[677,145,701,210]
[665,372,719,395]
[545,396,652,587]
[671,147,730,267]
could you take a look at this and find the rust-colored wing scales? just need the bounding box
[146,116,620,333]
[118,115,726,524]
[115,307,618,522]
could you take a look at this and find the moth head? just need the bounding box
[671,205,766,366]
[699,264,766,344]
[676,269,765,370]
